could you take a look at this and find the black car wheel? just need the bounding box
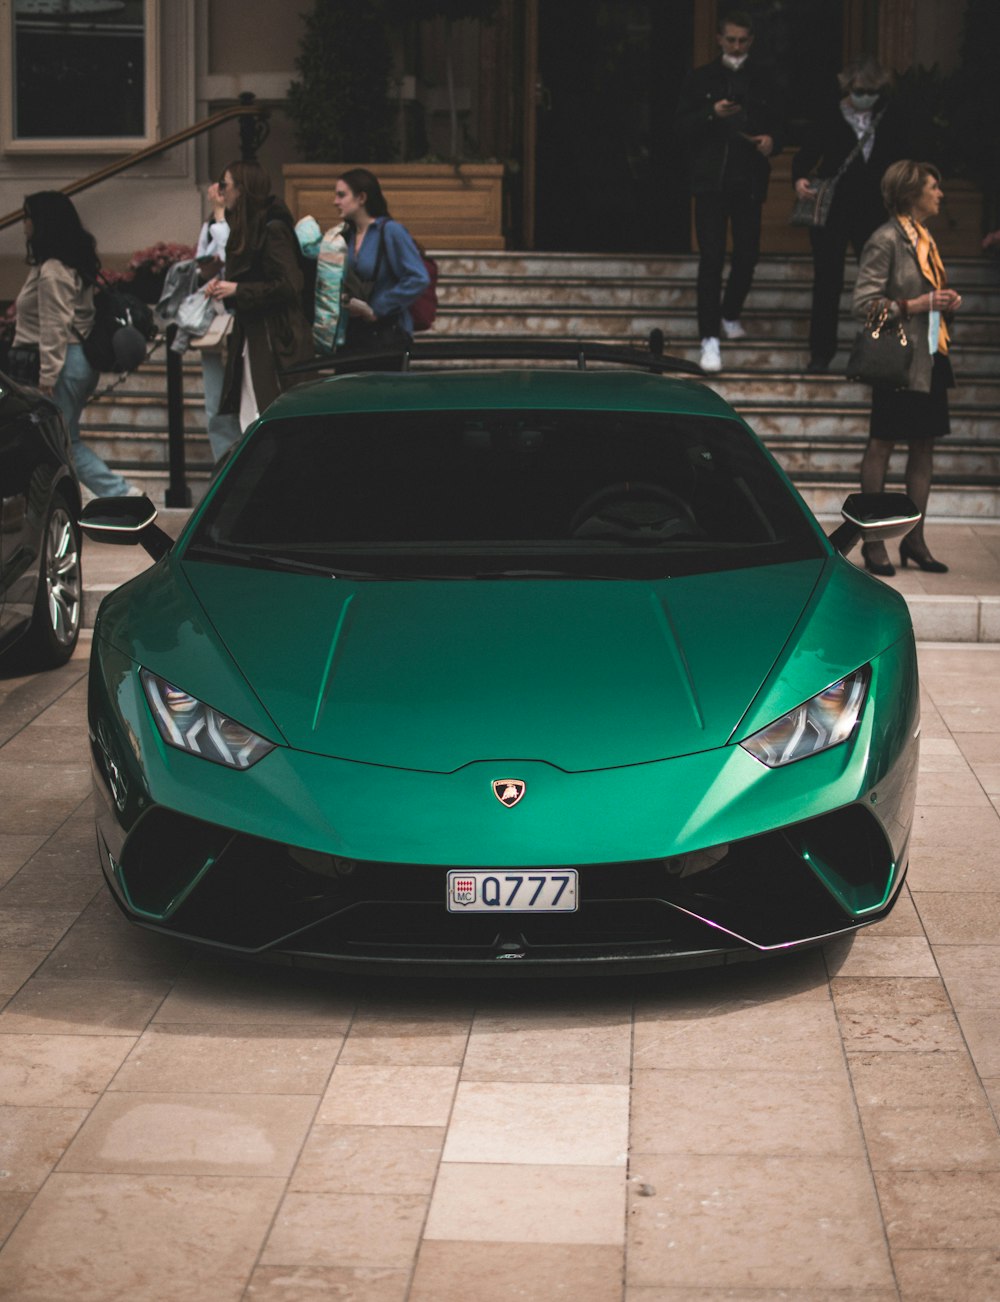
[20,492,82,669]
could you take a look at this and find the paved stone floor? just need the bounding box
[0,638,998,1301]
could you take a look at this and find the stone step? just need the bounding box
[769,440,1000,480]
[439,278,1000,314]
[81,426,214,469]
[798,481,1000,520]
[431,306,1000,344]
[432,251,1000,286]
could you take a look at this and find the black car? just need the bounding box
[0,369,83,670]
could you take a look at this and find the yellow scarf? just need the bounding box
[899,215,949,353]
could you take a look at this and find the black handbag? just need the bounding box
[790,177,838,228]
[6,343,41,386]
[846,303,914,388]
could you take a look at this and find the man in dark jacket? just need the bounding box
[675,10,784,372]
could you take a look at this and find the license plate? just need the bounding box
[447,869,578,913]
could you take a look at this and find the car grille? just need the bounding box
[107,801,900,967]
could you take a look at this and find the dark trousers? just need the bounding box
[807,214,878,361]
[694,188,763,339]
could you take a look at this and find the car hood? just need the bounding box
[181,558,824,772]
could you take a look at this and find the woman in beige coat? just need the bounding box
[852,160,963,574]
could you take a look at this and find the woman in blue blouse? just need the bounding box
[333,168,430,358]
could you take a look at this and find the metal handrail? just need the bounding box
[0,95,269,233]
[1,94,269,508]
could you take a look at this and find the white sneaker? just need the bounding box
[699,337,722,372]
[722,318,746,340]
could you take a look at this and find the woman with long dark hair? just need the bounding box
[12,191,138,496]
[205,159,314,429]
[853,160,963,574]
[333,167,430,356]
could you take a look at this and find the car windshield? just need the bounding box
[187,409,823,579]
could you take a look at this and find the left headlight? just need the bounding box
[739,666,870,768]
[140,669,276,769]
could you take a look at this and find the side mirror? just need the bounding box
[79,495,174,561]
[828,492,921,557]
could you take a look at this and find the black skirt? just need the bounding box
[869,352,954,441]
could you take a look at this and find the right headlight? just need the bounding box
[739,666,870,768]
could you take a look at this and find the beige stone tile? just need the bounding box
[36,914,193,982]
[831,977,964,1053]
[954,732,1000,765]
[0,1190,32,1246]
[58,1091,317,1177]
[912,768,993,807]
[630,1069,861,1158]
[893,1248,1000,1301]
[0,1033,132,1106]
[863,886,924,937]
[933,944,1000,1008]
[957,1010,1000,1079]
[0,949,46,1006]
[443,1081,628,1166]
[825,933,938,978]
[0,977,169,1035]
[338,1011,470,1067]
[636,948,829,1009]
[627,1154,894,1291]
[624,1291,897,1301]
[918,735,965,768]
[410,1241,624,1300]
[0,1172,284,1302]
[153,964,354,1030]
[633,996,844,1074]
[244,1265,409,1301]
[0,834,46,888]
[0,907,79,951]
[317,1064,458,1127]
[0,1105,87,1190]
[973,762,1000,796]
[848,1050,987,1110]
[913,892,1000,944]
[875,1169,1000,1250]
[291,1124,444,1196]
[860,1102,1000,1171]
[461,1007,632,1084]
[425,1162,625,1245]
[110,1024,343,1095]
[261,1191,427,1269]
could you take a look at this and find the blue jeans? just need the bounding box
[201,350,242,462]
[54,343,134,497]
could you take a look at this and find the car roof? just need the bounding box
[263,368,743,422]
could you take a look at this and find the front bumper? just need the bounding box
[89,634,919,974]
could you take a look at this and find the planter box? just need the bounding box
[283,162,505,250]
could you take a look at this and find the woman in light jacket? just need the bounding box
[13,191,137,496]
[333,168,430,363]
[205,160,315,431]
[852,160,963,575]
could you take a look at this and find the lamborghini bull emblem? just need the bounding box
[492,779,526,808]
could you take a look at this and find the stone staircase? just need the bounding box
[80,251,1000,517]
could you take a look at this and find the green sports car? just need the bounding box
[81,345,921,973]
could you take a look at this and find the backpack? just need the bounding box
[410,252,438,332]
[82,279,157,373]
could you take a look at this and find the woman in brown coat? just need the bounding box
[852,160,963,575]
[205,159,314,430]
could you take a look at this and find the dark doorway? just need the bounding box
[533,1,694,252]
[530,0,847,253]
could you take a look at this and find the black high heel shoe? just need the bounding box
[899,539,949,573]
[861,544,895,577]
